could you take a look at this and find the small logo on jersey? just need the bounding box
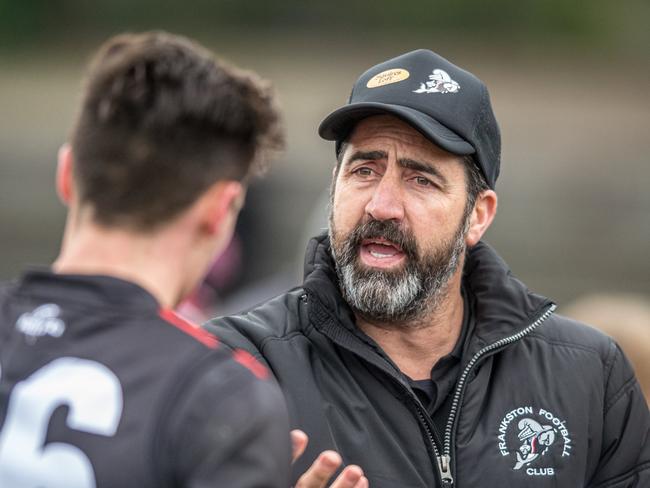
[16,304,66,343]
[497,406,572,477]
[413,69,460,94]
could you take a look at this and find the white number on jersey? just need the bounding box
[0,357,123,487]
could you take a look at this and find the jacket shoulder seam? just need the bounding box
[526,332,604,356]
[258,330,307,351]
[603,375,637,414]
[602,340,618,396]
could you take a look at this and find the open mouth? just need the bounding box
[359,238,406,267]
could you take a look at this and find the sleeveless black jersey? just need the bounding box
[0,270,291,488]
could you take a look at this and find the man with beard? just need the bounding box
[207,50,649,487]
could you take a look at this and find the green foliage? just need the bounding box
[0,0,645,52]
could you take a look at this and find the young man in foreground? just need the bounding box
[0,31,291,487]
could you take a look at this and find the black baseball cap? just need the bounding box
[318,49,501,189]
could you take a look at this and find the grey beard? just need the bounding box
[329,217,468,324]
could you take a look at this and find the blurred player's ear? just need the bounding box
[56,144,75,205]
[199,180,246,236]
[465,189,498,247]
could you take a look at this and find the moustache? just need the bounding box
[347,219,419,262]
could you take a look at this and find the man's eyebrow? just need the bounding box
[344,150,388,166]
[344,150,449,186]
[398,158,448,186]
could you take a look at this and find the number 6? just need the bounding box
[0,357,123,487]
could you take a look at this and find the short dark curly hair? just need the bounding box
[71,31,284,230]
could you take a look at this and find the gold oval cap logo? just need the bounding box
[366,68,410,88]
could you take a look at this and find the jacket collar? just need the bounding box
[461,240,554,350]
[302,232,554,352]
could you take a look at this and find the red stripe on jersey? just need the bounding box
[232,349,269,380]
[159,308,219,349]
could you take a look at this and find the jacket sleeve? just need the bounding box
[588,342,650,487]
[162,355,292,488]
[203,288,307,370]
[204,316,272,368]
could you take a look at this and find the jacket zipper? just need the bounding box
[395,359,450,487]
[414,403,445,474]
[305,289,556,487]
[438,303,556,486]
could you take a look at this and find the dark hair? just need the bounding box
[461,155,489,219]
[71,31,284,230]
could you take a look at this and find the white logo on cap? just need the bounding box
[413,69,460,94]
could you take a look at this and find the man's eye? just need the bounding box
[414,176,432,186]
[354,167,373,177]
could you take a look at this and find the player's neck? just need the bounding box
[355,269,464,381]
[53,217,193,309]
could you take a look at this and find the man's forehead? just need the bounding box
[345,115,459,161]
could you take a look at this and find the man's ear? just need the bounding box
[56,144,75,205]
[200,180,246,236]
[465,190,498,247]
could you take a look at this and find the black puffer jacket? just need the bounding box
[206,235,650,487]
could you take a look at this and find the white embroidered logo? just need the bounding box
[513,418,556,470]
[16,304,66,343]
[413,69,460,94]
[497,406,572,477]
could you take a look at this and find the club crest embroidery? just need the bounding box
[497,406,572,477]
[413,69,460,94]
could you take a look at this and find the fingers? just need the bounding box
[354,476,369,488]
[291,429,309,463]
[295,450,367,488]
[295,450,341,488]
[291,432,367,488]
[330,465,368,488]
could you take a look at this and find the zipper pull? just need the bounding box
[437,454,454,486]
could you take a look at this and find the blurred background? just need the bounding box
[1,1,648,324]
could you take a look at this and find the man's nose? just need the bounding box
[365,174,405,222]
